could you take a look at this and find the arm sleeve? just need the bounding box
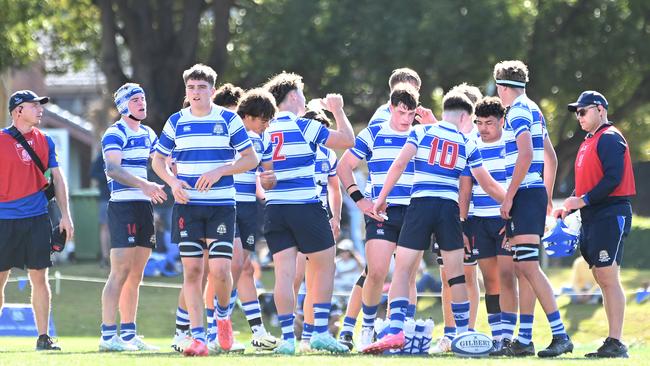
[349,127,373,160]
[584,132,626,205]
[46,136,59,168]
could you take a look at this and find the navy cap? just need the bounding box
[567,90,608,112]
[8,90,49,113]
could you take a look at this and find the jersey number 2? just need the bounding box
[428,137,459,169]
[271,132,286,161]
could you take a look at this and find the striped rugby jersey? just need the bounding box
[470,134,507,217]
[264,111,330,204]
[102,119,158,202]
[315,145,338,207]
[407,121,482,202]
[155,104,252,206]
[503,94,545,189]
[363,102,391,197]
[350,123,413,206]
[234,130,272,202]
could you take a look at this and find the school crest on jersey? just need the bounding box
[213,123,225,135]
[253,140,263,154]
[321,161,329,172]
[14,141,34,164]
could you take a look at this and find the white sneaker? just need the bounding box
[298,339,313,353]
[99,335,139,352]
[359,327,374,350]
[171,332,192,353]
[230,340,246,353]
[251,333,279,351]
[127,335,160,351]
[429,336,452,354]
[207,340,224,354]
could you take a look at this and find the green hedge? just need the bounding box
[622,216,650,269]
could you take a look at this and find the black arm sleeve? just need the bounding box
[585,132,626,205]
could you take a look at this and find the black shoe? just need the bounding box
[585,337,629,358]
[503,339,535,357]
[36,334,61,351]
[339,334,354,351]
[538,335,573,358]
[489,338,512,356]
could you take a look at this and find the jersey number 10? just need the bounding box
[428,137,459,169]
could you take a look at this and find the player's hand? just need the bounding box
[356,198,381,221]
[142,182,167,204]
[195,168,223,192]
[259,170,277,190]
[59,214,74,243]
[500,193,514,219]
[330,217,341,240]
[546,200,554,216]
[322,93,344,112]
[552,207,568,220]
[170,178,191,204]
[563,196,585,212]
[370,198,388,222]
[415,106,437,125]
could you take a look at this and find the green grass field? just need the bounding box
[1,263,649,364]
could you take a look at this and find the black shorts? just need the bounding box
[471,216,510,259]
[264,203,335,255]
[235,201,258,252]
[580,203,632,268]
[172,204,235,259]
[505,187,547,238]
[398,197,463,252]
[0,214,52,271]
[365,205,407,243]
[108,201,155,249]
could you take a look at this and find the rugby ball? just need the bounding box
[450,331,492,357]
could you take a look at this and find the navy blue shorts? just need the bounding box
[264,203,335,255]
[580,203,632,268]
[505,187,547,238]
[0,214,52,271]
[398,197,463,252]
[235,201,258,252]
[471,216,510,259]
[108,201,155,249]
[172,204,235,258]
[365,205,407,243]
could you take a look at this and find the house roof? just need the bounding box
[42,103,95,146]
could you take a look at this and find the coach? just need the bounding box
[556,90,635,358]
[0,90,74,351]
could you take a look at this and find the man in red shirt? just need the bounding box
[555,90,635,358]
[0,90,74,351]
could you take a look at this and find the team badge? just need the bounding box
[376,228,384,236]
[150,234,156,244]
[385,138,392,144]
[321,161,329,172]
[183,126,191,132]
[213,123,225,135]
[246,235,255,245]
[128,236,135,244]
[599,250,611,263]
[254,140,263,153]
[180,230,188,238]
[217,224,227,235]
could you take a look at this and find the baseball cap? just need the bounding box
[8,90,50,113]
[51,225,67,253]
[567,90,608,112]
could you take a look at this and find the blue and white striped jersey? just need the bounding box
[264,111,330,204]
[368,102,391,127]
[407,121,483,202]
[234,130,272,202]
[470,135,507,217]
[155,104,252,206]
[504,94,545,189]
[350,123,413,206]
[102,119,158,202]
[315,145,338,207]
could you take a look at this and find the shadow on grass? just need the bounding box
[561,302,600,336]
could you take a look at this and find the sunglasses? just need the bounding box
[575,105,598,117]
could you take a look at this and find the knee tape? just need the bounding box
[178,241,205,258]
[356,273,366,288]
[208,240,234,259]
[448,275,466,287]
[513,243,539,262]
[485,294,501,313]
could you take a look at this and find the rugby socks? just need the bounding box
[176,307,190,332]
[278,313,295,341]
[406,304,417,319]
[242,300,266,336]
[101,324,117,341]
[451,301,470,334]
[302,322,314,341]
[206,308,216,342]
[227,289,238,316]
[388,297,409,335]
[313,303,331,334]
[547,310,568,339]
[120,322,136,341]
[501,312,517,341]
[487,313,503,341]
[216,301,229,321]
[443,326,456,341]
[191,326,206,344]
[517,314,534,345]
[339,316,357,338]
[361,303,378,329]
